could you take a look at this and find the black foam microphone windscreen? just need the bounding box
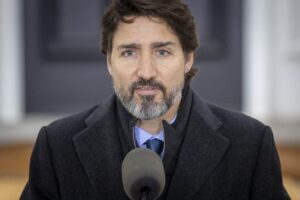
[122,148,166,200]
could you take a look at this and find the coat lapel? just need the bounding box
[71,91,230,199]
[72,97,128,199]
[166,95,230,200]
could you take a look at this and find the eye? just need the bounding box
[157,49,170,57]
[121,50,136,57]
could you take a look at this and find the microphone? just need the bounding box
[122,148,166,200]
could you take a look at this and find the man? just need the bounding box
[21,0,290,199]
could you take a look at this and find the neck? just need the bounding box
[137,95,181,135]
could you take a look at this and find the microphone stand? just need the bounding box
[140,187,149,200]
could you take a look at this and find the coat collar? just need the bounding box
[72,96,128,199]
[165,93,230,199]
[72,87,230,199]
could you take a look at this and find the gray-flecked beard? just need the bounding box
[114,78,183,120]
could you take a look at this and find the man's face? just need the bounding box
[107,16,194,120]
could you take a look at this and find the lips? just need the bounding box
[130,78,166,96]
[135,86,161,95]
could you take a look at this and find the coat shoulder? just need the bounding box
[44,105,97,139]
[207,103,269,142]
[43,95,115,140]
[209,103,266,130]
[192,93,267,134]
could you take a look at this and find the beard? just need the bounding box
[113,78,184,120]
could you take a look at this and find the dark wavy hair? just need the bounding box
[101,0,199,82]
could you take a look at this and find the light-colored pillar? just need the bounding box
[242,0,275,121]
[0,0,24,124]
[273,0,300,120]
[243,0,300,143]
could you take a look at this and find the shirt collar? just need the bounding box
[134,114,177,147]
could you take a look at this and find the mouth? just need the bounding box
[134,86,161,96]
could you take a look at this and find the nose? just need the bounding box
[137,52,157,80]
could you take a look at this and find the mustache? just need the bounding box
[129,78,166,95]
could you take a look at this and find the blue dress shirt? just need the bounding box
[134,115,177,157]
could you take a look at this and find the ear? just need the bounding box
[184,52,194,73]
[107,55,113,75]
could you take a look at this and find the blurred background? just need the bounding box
[0,0,300,199]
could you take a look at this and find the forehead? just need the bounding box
[112,16,181,47]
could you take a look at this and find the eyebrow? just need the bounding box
[116,41,176,50]
[151,41,176,48]
[117,43,141,50]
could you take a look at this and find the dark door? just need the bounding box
[25,0,242,114]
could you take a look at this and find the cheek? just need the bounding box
[110,62,136,86]
[113,74,131,92]
[168,72,185,88]
[159,63,185,85]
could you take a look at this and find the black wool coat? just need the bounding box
[21,86,289,200]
